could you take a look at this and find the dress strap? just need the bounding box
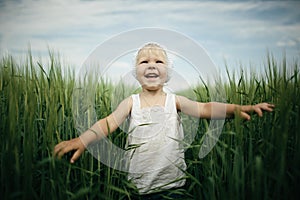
[165,93,177,113]
[131,94,140,112]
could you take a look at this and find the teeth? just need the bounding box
[145,73,158,78]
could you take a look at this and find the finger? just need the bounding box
[257,103,274,113]
[56,143,76,159]
[70,148,84,163]
[240,111,251,121]
[54,141,67,157]
[264,104,275,112]
[268,103,275,108]
[254,107,263,117]
[263,107,273,112]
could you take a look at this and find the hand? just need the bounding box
[240,103,275,120]
[54,137,85,163]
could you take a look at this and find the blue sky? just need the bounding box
[0,0,299,80]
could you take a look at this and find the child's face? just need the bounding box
[135,47,168,90]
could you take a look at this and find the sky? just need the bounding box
[0,0,300,85]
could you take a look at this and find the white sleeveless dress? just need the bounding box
[127,93,186,194]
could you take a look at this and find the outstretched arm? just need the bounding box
[54,97,132,163]
[176,95,274,120]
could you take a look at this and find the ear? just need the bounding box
[165,67,172,83]
[131,68,137,79]
[165,58,173,83]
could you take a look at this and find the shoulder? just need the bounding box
[174,95,186,111]
[175,95,198,111]
[115,96,133,113]
[125,95,134,107]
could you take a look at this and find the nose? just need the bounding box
[147,65,156,70]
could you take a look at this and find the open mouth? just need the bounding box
[144,73,159,78]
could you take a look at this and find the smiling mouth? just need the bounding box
[144,73,159,78]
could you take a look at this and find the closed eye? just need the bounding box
[156,60,164,64]
[139,60,148,64]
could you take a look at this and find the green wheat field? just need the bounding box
[0,52,299,200]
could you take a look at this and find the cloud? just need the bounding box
[276,36,299,47]
[0,0,299,74]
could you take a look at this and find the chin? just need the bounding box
[143,84,163,91]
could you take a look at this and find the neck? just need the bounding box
[141,88,164,96]
[140,88,166,108]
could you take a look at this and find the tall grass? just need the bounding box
[0,52,299,200]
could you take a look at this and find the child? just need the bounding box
[54,43,274,199]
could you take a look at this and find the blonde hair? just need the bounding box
[135,43,169,66]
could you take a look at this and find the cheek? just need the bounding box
[158,67,168,78]
[135,67,144,81]
[136,67,143,75]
